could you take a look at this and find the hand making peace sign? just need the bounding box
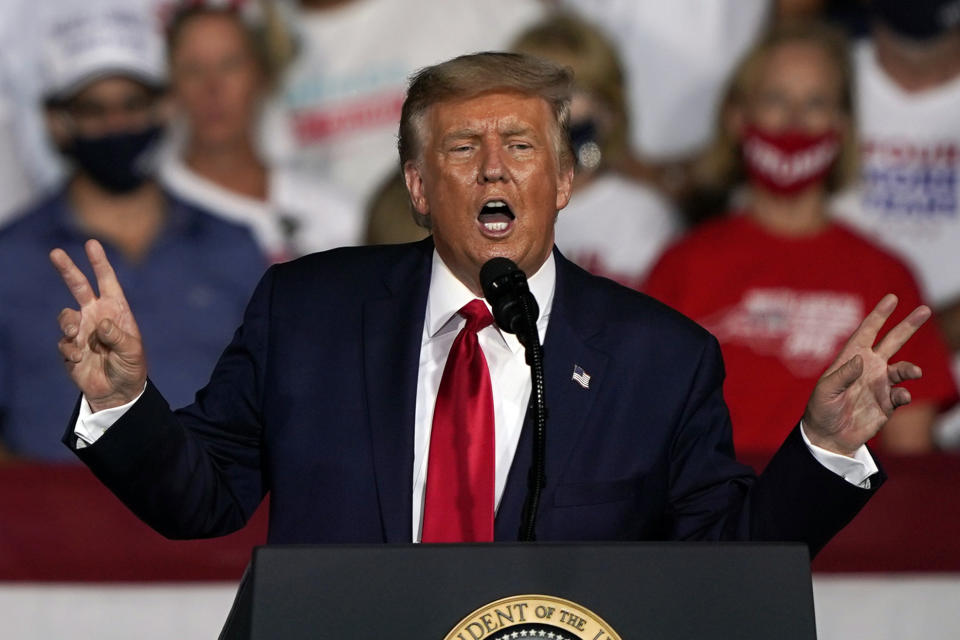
[50,239,147,413]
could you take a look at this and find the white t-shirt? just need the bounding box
[259,0,545,203]
[831,41,960,445]
[833,40,960,309]
[159,151,362,263]
[559,0,769,160]
[554,172,680,288]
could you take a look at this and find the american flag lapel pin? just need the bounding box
[572,364,591,389]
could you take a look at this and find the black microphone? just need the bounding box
[479,257,539,349]
[480,257,546,542]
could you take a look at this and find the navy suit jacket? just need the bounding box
[67,239,880,554]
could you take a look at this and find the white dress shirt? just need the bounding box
[411,251,554,541]
[74,249,877,541]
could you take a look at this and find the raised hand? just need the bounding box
[803,294,930,456]
[49,239,147,412]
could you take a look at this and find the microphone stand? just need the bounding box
[517,293,546,543]
[479,256,547,543]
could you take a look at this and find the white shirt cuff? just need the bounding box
[800,421,879,489]
[73,384,147,449]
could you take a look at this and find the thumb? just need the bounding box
[96,319,137,356]
[821,354,863,398]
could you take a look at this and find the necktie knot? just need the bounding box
[460,299,493,333]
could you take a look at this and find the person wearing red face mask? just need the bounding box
[644,21,958,456]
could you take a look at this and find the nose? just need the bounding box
[479,145,507,183]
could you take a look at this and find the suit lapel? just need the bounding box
[363,239,433,542]
[495,252,609,540]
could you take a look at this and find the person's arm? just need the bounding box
[51,239,268,539]
[880,402,937,453]
[936,295,960,354]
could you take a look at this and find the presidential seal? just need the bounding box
[443,595,622,640]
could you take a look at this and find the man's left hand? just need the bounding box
[803,294,930,456]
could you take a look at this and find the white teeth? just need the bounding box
[485,201,507,208]
[483,221,509,232]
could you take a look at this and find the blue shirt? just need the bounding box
[0,188,267,461]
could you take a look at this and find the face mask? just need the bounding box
[741,124,840,195]
[569,119,602,171]
[872,0,960,41]
[64,125,163,194]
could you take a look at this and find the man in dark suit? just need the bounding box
[51,53,929,553]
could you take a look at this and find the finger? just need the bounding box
[820,354,863,398]
[57,308,81,337]
[85,239,125,299]
[891,387,912,409]
[95,319,142,358]
[875,305,932,361]
[845,294,898,351]
[58,336,82,363]
[49,248,96,306]
[888,361,923,385]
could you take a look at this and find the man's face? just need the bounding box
[404,91,573,294]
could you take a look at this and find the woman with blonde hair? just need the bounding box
[644,21,957,455]
[511,13,679,289]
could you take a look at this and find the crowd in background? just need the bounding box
[1,0,959,463]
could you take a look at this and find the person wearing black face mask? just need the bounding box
[0,5,265,463]
[510,14,681,291]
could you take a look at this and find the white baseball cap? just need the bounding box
[41,5,167,103]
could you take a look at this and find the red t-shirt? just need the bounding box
[643,214,958,454]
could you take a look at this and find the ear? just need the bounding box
[555,165,574,211]
[44,108,72,148]
[725,103,746,142]
[403,160,430,216]
[154,94,176,125]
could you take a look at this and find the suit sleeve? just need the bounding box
[62,266,276,539]
[667,335,884,556]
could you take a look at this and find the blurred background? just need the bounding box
[1,0,959,637]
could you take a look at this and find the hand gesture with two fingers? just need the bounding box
[803,294,931,456]
[49,239,146,413]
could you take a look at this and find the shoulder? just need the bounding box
[828,221,917,282]
[0,191,62,239]
[0,192,68,274]
[646,214,745,280]
[556,252,714,348]
[270,239,431,293]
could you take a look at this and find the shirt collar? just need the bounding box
[425,249,556,355]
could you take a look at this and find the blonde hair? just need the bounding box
[398,52,574,172]
[696,20,858,194]
[511,14,630,168]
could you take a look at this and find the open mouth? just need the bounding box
[477,199,515,236]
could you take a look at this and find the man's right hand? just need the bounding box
[50,239,147,413]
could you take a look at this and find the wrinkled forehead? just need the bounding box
[422,90,558,141]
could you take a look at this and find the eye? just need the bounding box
[509,141,533,151]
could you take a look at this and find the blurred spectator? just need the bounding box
[160,3,360,263]
[830,0,960,446]
[0,0,170,217]
[511,14,680,289]
[0,4,265,462]
[644,21,957,455]
[258,0,545,206]
[0,81,33,224]
[363,169,429,245]
[557,0,770,202]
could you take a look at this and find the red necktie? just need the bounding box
[422,299,496,542]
